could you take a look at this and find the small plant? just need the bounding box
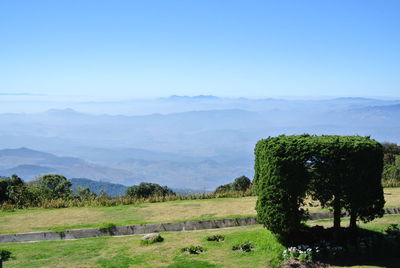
[282,245,315,262]
[0,249,12,261]
[206,234,225,242]
[181,245,206,254]
[232,241,254,252]
[99,223,117,234]
[385,224,400,236]
[140,234,164,245]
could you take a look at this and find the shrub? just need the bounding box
[232,241,254,252]
[125,183,175,199]
[254,135,384,236]
[282,245,314,262]
[181,245,206,254]
[385,224,400,237]
[32,174,73,199]
[0,249,12,261]
[215,176,252,193]
[232,176,251,191]
[206,235,225,242]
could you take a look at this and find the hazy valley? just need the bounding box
[1,96,399,190]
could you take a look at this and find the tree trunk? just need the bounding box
[349,210,357,229]
[333,195,341,229]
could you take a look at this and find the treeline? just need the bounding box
[382,142,400,187]
[1,141,398,210]
[0,174,253,210]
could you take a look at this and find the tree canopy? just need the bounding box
[32,174,72,199]
[125,182,175,198]
[254,135,385,236]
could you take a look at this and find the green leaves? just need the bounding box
[254,135,385,236]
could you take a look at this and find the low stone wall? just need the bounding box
[0,217,258,243]
[1,207,399,243]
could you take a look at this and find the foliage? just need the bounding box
[232,176,252,191]
[125,182,175,198]
[0,249,12,261]
[385,224,400,237]
[180,245,206,254]
[206,234,225,242]
[282,245,315,262]
[214,183,232,193]
[0,175,38,208]
[215,175,252,193]
[254,135,385,236]
[32,174,72,199]
[382,143,400,187]
[0,184,253,211]
[232,241,254,252]
[74,186,97,201]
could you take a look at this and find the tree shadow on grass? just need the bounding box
[281,226,400,268]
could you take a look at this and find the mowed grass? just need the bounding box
[2,215,400,268]
[0,197,256,234]
[0,225,285,268]
[0,188,399,234]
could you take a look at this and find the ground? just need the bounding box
[1,188,399,234]
[1,188,400,267]
[2,215,400,267]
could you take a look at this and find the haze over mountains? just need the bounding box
[0,96,399,190]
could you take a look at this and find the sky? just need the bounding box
[1,0,400,99]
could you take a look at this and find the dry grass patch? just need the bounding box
[0,188,399,234]
[136,197,257,223]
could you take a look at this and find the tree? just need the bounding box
[74,186,96,201]
[254,135,385,236]
[125,182,175,198]
[214,183,232,193]
[232,176,251,191]
[32,174,72,199]
[381,142,400,185]
[0,175,35,207]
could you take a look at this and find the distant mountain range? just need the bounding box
[0,148,137,184]
[70,178,128,197]
[0,97,399,189]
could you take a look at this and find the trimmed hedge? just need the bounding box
[254,135,384,235]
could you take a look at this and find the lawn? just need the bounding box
[1,215,400,268]
[0,188,399,234]
[0,225,284,268]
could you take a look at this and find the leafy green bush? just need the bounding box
[215,176,252,193]
[125,182,175,199]
[181,245,206,254]
[0,249,12,261]
[254,135,384,236]
[232,241,254,252]
[385,224,400,237]
[206,234,225,242]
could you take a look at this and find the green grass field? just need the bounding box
[1,215,400,268]
[1,188,399,234]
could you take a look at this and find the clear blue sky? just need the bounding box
[1,0,399,98]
